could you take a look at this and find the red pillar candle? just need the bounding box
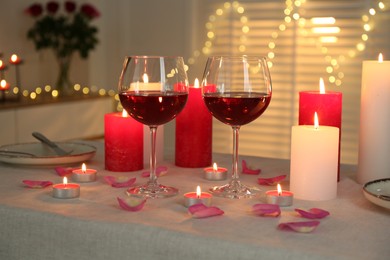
[175,79,212,167]
[105,110,143,172]
[299,78,342,179]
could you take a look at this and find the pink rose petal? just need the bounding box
[295,208,330,219]
[141,166,168,178]
[257,175,287,186]
[188,203,224,218]
[104,176,136,188]
[23,180,53,188]
[242,159,261,175]
[252,203,281,217]
[55,166,76,177]
[278,221,320,233]
[117,197,146,212]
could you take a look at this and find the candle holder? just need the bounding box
[203,163,228,181]
[71,163,97,182]
[52,177,80,199]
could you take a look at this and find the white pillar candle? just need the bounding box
[290,115,339,201]
[358,54,390,184]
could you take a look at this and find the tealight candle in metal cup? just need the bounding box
[265,184,293,207]
[203,163,228,181]
[72,163,97,183]
[52,176,80,199]
[183,186,212,207]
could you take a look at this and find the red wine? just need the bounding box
[119,91,188,126]
[203,92,271,126]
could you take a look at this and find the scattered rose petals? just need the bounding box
[104,176,136,188]
[188,203,224,219]
[278,221,320,233]
[295,208,330,219]
[252,203,281,217]
[55,166,76,177]
[23,180,53,188]
[117,197,146,212]
[141,166,168,178]
[242,160,261,175]
[257,175,286,186]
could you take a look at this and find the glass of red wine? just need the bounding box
[118,56,189,198]
[202,56,272,199]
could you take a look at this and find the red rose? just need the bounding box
[25,3,43,17]
[80,3,100,19]
[65,1,76,14]
[46,1,59,14]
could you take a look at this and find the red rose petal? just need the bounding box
[23,180,53,188]
[117,197,146,212]
[278,221,320,233]
[242,159,261,175]
[55,166,76,177]
[257,175,287,186]
[104,176,136,188]
[295,208,330,219]
[252,203,281,217]
[141,166,168,178]
[188,203,224,218]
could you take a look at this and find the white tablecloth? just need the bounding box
[0,141,389,260]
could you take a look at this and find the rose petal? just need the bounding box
[55,166,76,177]
[23,180,53,188]
[295,208,330,219]
[257,175,287,186]
[187,203,224,218]
[278,221,320,233]
[117,197,146,212]
[104,176,136,188]
[252,203,281,217]
[142,166,168,178]
[188,203,209,214]
[242,159,261,175]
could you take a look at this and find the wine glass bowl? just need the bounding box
[202,56,272,199]
[118,56,189,198]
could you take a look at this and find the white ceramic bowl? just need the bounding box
[363,178,390,209]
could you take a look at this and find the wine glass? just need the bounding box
[118,56,189,198]
[202,56,272,199]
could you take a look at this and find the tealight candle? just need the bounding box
[265,184,293,207]
[72,163,97,182]
[9,54,23,65]
[52,177,80,199]
[183,186,212,207]
[203,163,228,181]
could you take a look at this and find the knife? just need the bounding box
[32,132,70,156]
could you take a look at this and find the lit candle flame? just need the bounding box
[63,176,68,186]
[196,185,201,198]
[314,112,319,129]
[319,77,326,94]
[213,162,218,173]
[81,163,87,173]
[194,78,199,89]
[0,79,7,89]
[378,53,383,63]
[277,183,282,196]
[10,54,18,63]
[122,109,128,117]
[142,73,149,83]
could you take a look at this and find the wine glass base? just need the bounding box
[209,181,260,199]
[126,183,178,199]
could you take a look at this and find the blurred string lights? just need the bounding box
[187,0,387,87]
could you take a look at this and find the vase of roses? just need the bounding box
[25,1,100,92]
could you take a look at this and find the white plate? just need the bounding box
[0,142,96,166]
[363,178,390,209]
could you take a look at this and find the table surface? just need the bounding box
[0,141,389,260]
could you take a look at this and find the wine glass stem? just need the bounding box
[149,126,158,184]
[232,126,241,181]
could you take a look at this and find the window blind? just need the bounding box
[189,0,390,164]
